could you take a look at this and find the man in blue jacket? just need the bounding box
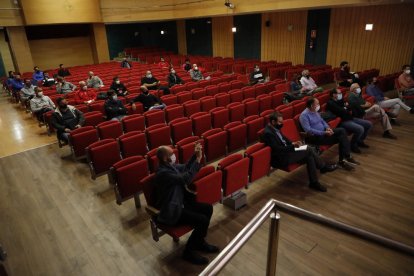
[155,143,218,265]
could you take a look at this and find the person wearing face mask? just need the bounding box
[300,69,323,95]
[155,143,219,265]
[30,87,55,122]
[300,97,358,170]
[74,81,97,104]
[367,77,414,123]
[32,66,44,84]
[131,86,165,111]
[190,64,205,82]
[182,58,192,72]
[51,98,85,143]
[86,71,104,89]
[338,61,363,87]
[327,89,372,153]
[141,70,170,95]
[10,74,24,93]
[249,64,265,85]
[398,65,414,96]
[57,64,71,77]
[285,74,307,102]
[20,79,36,105]
[158,57,170,69]
[110,77,128,96]
[262,112,337,192]
[348,83,396,139]
[56,76,76,94]
[120,57,132,69]
[167,67,184,87]
[104,90,127,121]
[42,72,56,87]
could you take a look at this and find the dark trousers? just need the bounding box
[285,146,325,184]
[305,128,350,161]
[340,118,372,147]
[178,202,213,251]
[34,107,52,123]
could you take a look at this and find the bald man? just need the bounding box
[154,144,219,265]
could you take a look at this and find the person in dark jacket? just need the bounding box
[249,64,265,85]
[141,70,170,95]
[131,86,165,111]
[262,112,337,192]
[120,57,131,69]
[326,88,372,153]
[57,64,71,77]
[104,90,127,121]
[51,98,85,143]
[338,61,363,87]
[155,143,219,265]
[285,74,306,102]
[110,77,128,96]
[167,67,184,87]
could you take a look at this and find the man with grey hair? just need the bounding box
[154,143,219,265]
[300,69,323,95]
[86,71,104,88]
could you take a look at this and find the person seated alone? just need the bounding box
[326,88,372,154]
[56,76,76,94]
[51,98,85,143]
[32,66,44,84]
[285,74,306,102]
[167,67,184,87]
[366,77,414,124]
[262,112,337,192]
[57,64,71,77]
[249,64,265,85]
[110,77,128,97]
[158,57,170,69]
[42,72,56,87]
[120,57,132,69]
[338,61,363,87]
[20,79,36,105]
[348,83,397,139]
[87,71,104,89]
[189,64,205,82]
[183,58,192,72]
[155,143,219,265]
[141,70,170,95]
[299,97,358,171]
[397,65,414,96]
[30,87,55,122]
[131,86,166,111]
[74,81,97,105]
[300,69,323,95]
[104,90,127,121]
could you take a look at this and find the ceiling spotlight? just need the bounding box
[225,0,235,9]
[232,27,237,33]
[160,30,165,35]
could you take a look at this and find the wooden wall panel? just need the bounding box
[212,16,234,58]
[90,23,110,64]
[29,37,94,71]
[176,20,187,55]
[0,0,24,26]
[0,32,15,73]
[327,4,414,75]
[261,11,307,64]
[7,27,34,73]
[20,0,102,25]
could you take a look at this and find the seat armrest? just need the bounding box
[145,206,160,216]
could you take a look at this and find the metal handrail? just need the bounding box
[199,199,414,276]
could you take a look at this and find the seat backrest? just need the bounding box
[257,94,272,113]
[69,127,99,159]
[227,102,245,122]
[118,131,148,157]
[146,123,172,149]
[169,117,193,144]
[224,121,247,152]
[199,96,216,112]
[244,143,271,182]
[190,112,212,137]
[97,120,123,140]
[202,128,227,162]
[144,109,165,127]
[192,166,222,205]
[229,89,244,103]
[86,139,121,178]
[215,92,231,107]
[165,104,184,123]
[122,114,145,132]
[280,119,301,142]
[183,100,201,117]
[160,94,177,105]
[191,88,206,100]
[176,91,192,104]
[218,153,249,196]
[141,174,157,208]
[210,107,229,129]
[205,85,219,96]
[241,86,256,100]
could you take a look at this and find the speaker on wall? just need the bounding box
[265,20,271,27]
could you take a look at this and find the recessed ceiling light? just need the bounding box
[365,24,373,31]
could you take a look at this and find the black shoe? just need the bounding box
[320,164,338,174]
[390,119,401,126]
[196,241,220,253]
[410,108,414,114]
[338,161,355,171]
[309,182,327,192]
[351,146,362,154]
[358,142,369,148]
[383,131,397,139]
[182,250,209,265]
[346,156,360,165]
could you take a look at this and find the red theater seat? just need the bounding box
[202,128,227,162]
[176,136,205,164]
[118,131,148,158]
[257,94,272,113]
[165,104,184,123]
[144,109,165,127]
[200,96,216,112]
[145,123,172,149]
[183,100,201,117]
[68,126,99,160]
[84,111,104,127]
[243,115,265,144]
[210,107,229,129]
[97,120,123,140]
[122,114,145,132]
[190,112,212,137]
[86,139,122,180]
[243,98,259,117]
[224,121,247,152]
[244,143,271,182]
[227,102,245,122]
[217,153,249,197]
[192,166,222,205]
[169,117,193,144]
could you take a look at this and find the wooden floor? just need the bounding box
[0,91,414,275]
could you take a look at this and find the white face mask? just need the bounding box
[169,153,176,165]
[337,93,343,100]
[37,92,43,97]
[115,80,120,84]
[171,70,175,74]
[146,74,152,78]
[315,105,320,112]
[405,69,411,75]
[355,88,361,94]
[194,67,198,71]
[112,95,117,100]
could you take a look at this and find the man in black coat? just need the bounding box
[262,112,337,192]
[167,67,184,87]
[155,143,219,265]
[51,98,85,143]
[104,90,127,121]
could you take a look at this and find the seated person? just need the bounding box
[20,79,36,103]
[348,83,396,139]
[398,65,414,96]
[326,89,372,153]
[367,77,414,122]
[262,112,337,192]
[182,58,192,71]
[299,97,358,170]
[86,71,104,89]
[338,61,363,87]
[158,57,170,69]
[30,87,55,122]
[141,70,170,95]
[155,143,219,265]
[104,90,127,121]
[249,64,265,85]
[57,64,71,77]
[285,74,306,102]
[56,76,76,94]
[131,86,166,111]
[110,77,128,97]
[120,57,132,69]
[74,81,97,104]
[189,64,205,82]
[32,66,44,84]
[42,72,56,87]
[10,74,24,93]
[300,69,323,95]
[51,98,85,143]
[6,71,14,86]
[167,67,184,87]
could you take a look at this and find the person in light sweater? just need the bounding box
[300,69,323,95]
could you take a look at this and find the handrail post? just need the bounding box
[266,211,280,276]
